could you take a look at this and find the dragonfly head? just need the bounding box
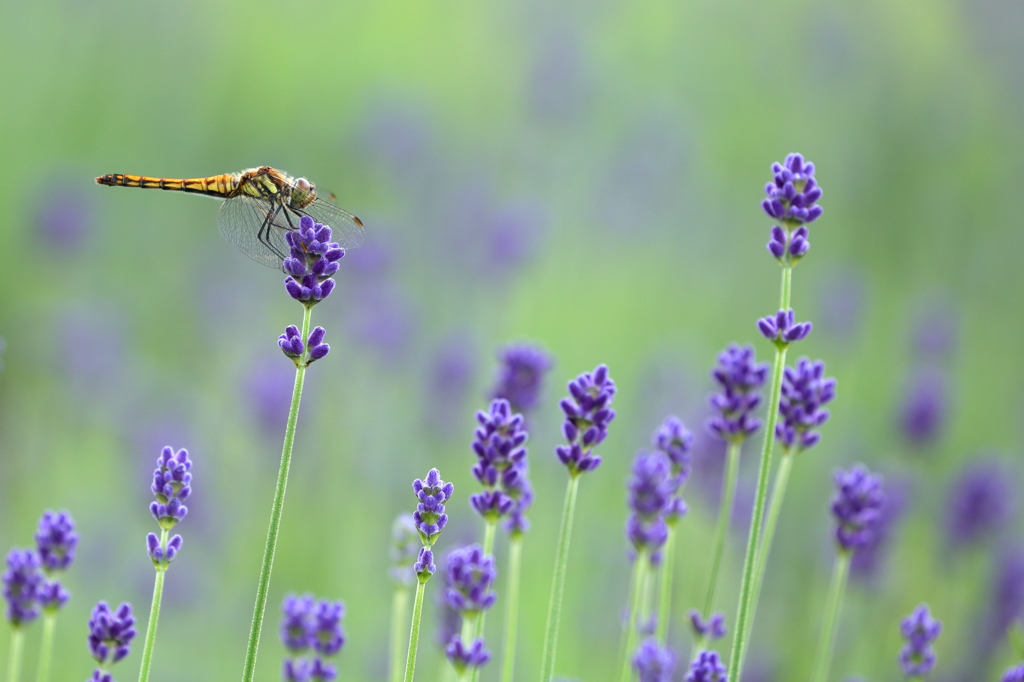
[289,176,317,209]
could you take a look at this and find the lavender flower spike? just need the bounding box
[899,604,941,677]
[625,450,678,555]
[652,415,694,480]
[831,465,885,552]
[150,446,192,530]
[282,215,344,306]
[758,308,812,347]
[88,601,136,665]
[556,364,617,475]
[633,638,676,682]
[490,343,553,414]
[3,548,43,625]
[412,468,454,546]
[469,398,528,521]
[761,153,823,227]
[686,649,727,682]
[445,545,497,615]
[1003,664,1024,682]
[280,594,315,653]
[705,344,769,444]
[776,358,836,452]
[688,611,727,640]
[35,510,79,573]
[311,599,346,657]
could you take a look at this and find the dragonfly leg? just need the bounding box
[256,205,287,262]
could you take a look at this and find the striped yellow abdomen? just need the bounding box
[95,173,239,197]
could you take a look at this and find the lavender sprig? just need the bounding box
[632,638,676,682]
[34,511,78,682]
[489,343,553,415]
[540,365,616,682]
[3,550,42,627]
[900,605,941,678]
[444,546,497,677]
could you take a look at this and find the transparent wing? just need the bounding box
[217,194,292,269]
[300,198,366,250]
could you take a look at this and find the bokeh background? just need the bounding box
[2,1,1024,680]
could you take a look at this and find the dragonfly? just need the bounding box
[95,166,365,268]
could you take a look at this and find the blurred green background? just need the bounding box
[2,0,1024,680]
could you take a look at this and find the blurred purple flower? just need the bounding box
[3,549,43,625]
[36,510,78,573]
[899,604,941,677]
[37,183,93,252]
[913,304,958,359]
[445,636,490,674]
[685,649,727,682]
[945,458,1015,548]
[88,601,136,665]
[55,305,126,392]
[633,638,676,682]
[815,269,866,344]
[480,202,545,278]
[344,284,417,363]
[984,547,1024,646]
[851,478,910,581]
[490,343,553,415]
[899,368,947,447]
[244,358,295,438]
[831,465,885,552]
[425,334,477,434]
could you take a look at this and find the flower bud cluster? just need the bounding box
[469,399,531,529]
[148,446,192,569]
[278,325,330,367]
[282,216,344,306]
[705,345,768,443]
[775,358,836,452]
[757,309,812,347]
[556,364,616,475]
[279,594,346,682]
[831,465,885,552]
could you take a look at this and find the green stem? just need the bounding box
[240,304,312,682]
[390,589,411,682]
[538,475,581,682]
[6,629,24,682]
[701,441,742,617]
[810,551,851,682]
[498,536,523,682]
[403,579,428,682]
[35,613,55,682]
[655,525,676,643]
[137,529,169,682]
[744,450,796,644]
[617,557,642,680]
[619,553,649,682]
[726,267,791,682]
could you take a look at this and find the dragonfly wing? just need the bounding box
[301,198,366,251]
[217,194,292,269]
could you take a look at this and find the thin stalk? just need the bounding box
[701,441,742,617]
[616,556,642,680]
[403,580,428,682]
[241,304,312,682]
[137,529,169,682]
[538,476,581,682]
[6,629,24,682]
[468,520,498,682]
[655,525,676,643]
[726,267,792,682]
[35,613,56,682]
[389,588,411,682]
[743,451,796,644]
[619,553,649,682]
[499,536,523,682]
[810,551,851,682]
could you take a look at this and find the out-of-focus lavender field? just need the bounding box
[2,1,1024,681]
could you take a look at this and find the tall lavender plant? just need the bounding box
[728,153,821,682]
[241,216,343,682]
[34,511,77,682]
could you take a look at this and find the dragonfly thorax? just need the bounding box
[288,176,317,209]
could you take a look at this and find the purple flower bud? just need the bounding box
[87,670,112,682]
[412,469,453,546]
[37,580,69,612]
[445,636,490,673]
[899,604,941,677]
[150,446,192,529]
[688,611,727,640]
[311,599,345,657]
[88,601,136,665]
[309,658,336,682]
[757,309,812,347]
[899,368,947,447]
[762,153,823,228]
[557,364,616,476]
[283,658,310,682]
[445,545,497,614]
[775,358,836,452]
[633,638,676,682]
[652,415,693,480]
[3,549,43,624]
[705,344,768,444]
[306,327,330,364]
[146,533,183,566]
[414,548,436,578]
[282,216,345,306]
[280,594,315,653]
[685,649,727,682]
[945,458,1014,548]
[279,325,305,358]
[35,510,78,573]
[831,465,885,552]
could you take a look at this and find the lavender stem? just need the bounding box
[498,537,523,682]
[6,629,24,682]
[241,303,312,682]
[538,476,581,682]
[811,550,851,682]
[403,580,428,682]
[619,552,650,682]
[727,266,792,682]
[137,529,169,682]
[389,588,410,682]
[35,613,55,682]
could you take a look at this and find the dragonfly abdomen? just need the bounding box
[95,173,239,197]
